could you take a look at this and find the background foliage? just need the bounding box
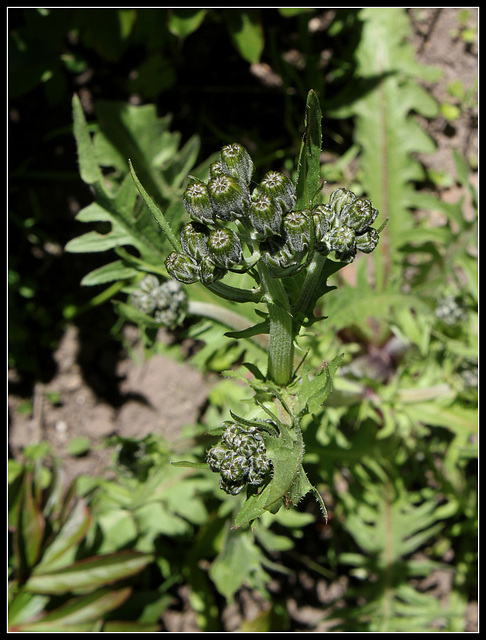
[9,7,477,632]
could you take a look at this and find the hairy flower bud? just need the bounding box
[260,234,302,270]
[139,274,160,293]
[283,210,311,253]
[329,188,357,220]
[341,198,378,234]
[209,160,227,179]
[206,445,229,473]
[355,227,379,253]
[220,143,254,186]
[208,174,248,221]
[183,179,215,225]
[199,255,227,284]
[257,171,296,214]
[165,251,200,284]
[249,193,282,238]
[327,225,356,255]
[180,221,210,262]
[207,228,243,269]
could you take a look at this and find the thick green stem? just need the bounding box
[258,263,294,387]
[291,253,327,319]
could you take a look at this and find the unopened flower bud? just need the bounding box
[209,160,227,179]
[206,445,229,473]
[183,179,215,225]
[327,225,356,255]
[165,251,200,284]
[329,188,357,220]
[208,174,249,221]
[283,210,311,253]
[260,234,302,270]
[199,255,226,284]
[356,227,379,253]
[207,228,243,269]
[249,193,282,238]
[139,274,160,293]
[341,198,378,234]
[257,171,296,214]
[180,221,210,262]
[220,143,254,186]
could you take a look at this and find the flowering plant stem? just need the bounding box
[257,262,294,387]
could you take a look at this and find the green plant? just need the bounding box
[8,450,156,631]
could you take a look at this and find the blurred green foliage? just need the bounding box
[9,7,477,632]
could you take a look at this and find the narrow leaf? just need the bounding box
[129,160,181,252]
[24,551,153,595]
[72,94,104,185]
[295,90,323,209]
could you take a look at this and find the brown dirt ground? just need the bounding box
[8,7,478,632]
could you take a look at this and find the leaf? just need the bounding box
[209,527,267,601]
[33,498,92,575]
[24,551,153,595]
[16,471,45,573]
[334,8,441,287]
[72,94,104,185]
[225,9,264,64]
[81,260,139,286]
[14,588,132,631]
[294,354,344,416]
[295,89,323,210]
[168,8,207,38]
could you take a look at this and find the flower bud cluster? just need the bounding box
[131,274,187,329]
[311,188,380,264]
[166,144,382,284]
[206,421,272,495]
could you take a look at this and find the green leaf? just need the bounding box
[225,9,264,64]
[168,8,207,38]
[292,353,344,416]
[295,89,323,210]
[129,159,182,252]
[15,588,132,630]
[17,471,45,572]
[225,9,265,64]
[72,94,104,185]
[33,498,92,574]
[24,551,153,595]
[80,261,139,286]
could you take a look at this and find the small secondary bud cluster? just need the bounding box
[206,421,273,495]
[131,274,187,329]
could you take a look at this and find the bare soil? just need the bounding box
[8,8,478,632]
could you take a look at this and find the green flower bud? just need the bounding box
[341,198,378,234]
[247,453,272,486]
[257,171,296,214]
[260,235,302,270]
[327,225,356,255]
[220,143,254,186]
[132,290,157,315]
[221,422,244,449]
[355,227,379,253]
[208,228,243,269]
[283,209,311,253]
[220,478,246,495]
[209,160,227,179]
[208,174,249,221]
[183,179,215,225]
[312,204,332,254]
[180,221,210,262]
[152,280,188,329]
[220,451,249,484]
[165,251,200,284]
[139,274,160,293]
[329,188,357,220]
[206,445,229,473]
[199,255,226,284]
[249,193,282,238]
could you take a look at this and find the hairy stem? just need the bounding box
[258,263,294,386]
